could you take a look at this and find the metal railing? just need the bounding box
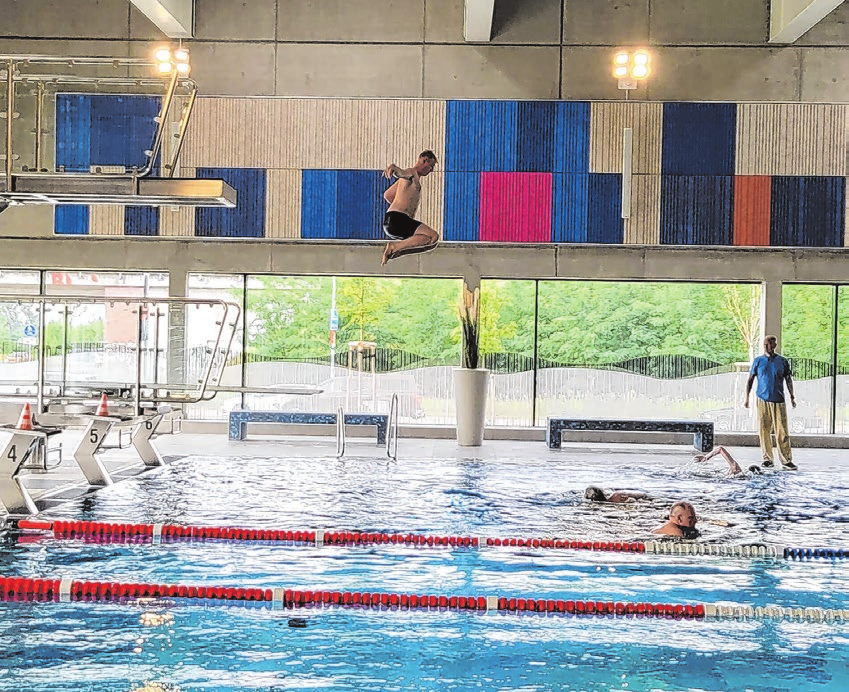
[0,293,240,415]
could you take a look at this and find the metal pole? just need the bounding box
[532,280,539,426]
[240,275,248,411]
[61,305,69,395]
[5,59,14,190]
[37,300,46,415]
[831,285,839,435]
[163,85,197,178]
[134,304,144,416]
[137,68,180,178]
[34,81,44,171]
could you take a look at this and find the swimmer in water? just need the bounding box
[653,501,700,539]
[694,446,762,476]
[585,486,649,503]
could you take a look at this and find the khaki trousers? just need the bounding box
[756,398,793,464]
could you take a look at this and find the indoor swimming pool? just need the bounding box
[1,442,848,691]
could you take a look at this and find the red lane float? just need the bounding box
[0,575,705,619]
[14,519,645,553]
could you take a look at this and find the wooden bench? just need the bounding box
[546,417,714,452]
[229,410,388,445]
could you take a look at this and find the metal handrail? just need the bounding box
[0,294,241,414]
[336,406,345,458]
[386,393,398,461]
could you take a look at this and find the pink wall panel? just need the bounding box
[479,172,553,242]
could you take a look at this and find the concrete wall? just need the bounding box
[0,0,846,101]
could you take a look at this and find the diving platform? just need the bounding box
[0,173,237,208]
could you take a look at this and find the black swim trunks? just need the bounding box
[383,211,422,240]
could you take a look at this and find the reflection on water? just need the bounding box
[1,448,848,691]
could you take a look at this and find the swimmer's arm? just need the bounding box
[609,491,648,502]
[383,164,415,181]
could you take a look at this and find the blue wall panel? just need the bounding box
[195,168,266,238]
[517,101,590,174]
[54,206,89,235]
[445,101,518,172]
[661,103,736,176]
[552,174,589,243]
[125,206,159,236]
[770,176,845,247]
[660,176,734,245]
[443,173,481,241]
[335,171,389,240]
[56,94,161,172]
[301,170,338,238]
[587,174,623,244]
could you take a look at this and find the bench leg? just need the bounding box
[547,426,562,449]
[376,422,386,446]
[694,429,713,453]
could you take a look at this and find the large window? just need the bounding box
[481,280,761,429]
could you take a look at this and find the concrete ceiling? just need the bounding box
[127,0,846,44]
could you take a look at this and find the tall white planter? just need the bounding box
[454,368,490,446]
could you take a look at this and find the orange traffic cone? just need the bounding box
[95,393,110,417]
[16,403,33,430]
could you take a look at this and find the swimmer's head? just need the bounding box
[748,465,763,475]
[416,150,438,176]
[669,501,697,529]
[585,486,607,502]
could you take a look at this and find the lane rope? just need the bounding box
[14,519,847,561]
[2,575,847,622]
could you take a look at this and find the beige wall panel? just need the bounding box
[89,205,125,236]
[590,102,662,174]
[846,177,849,248]
[424,46,560,99]
[265,169,301,239]
[184,98,446,171]
[417,172,444,237]
[276,44,423,98]
[160,167,196,236]
[736,104,848,176]
[625,175,660,245]
[159,207,196,237]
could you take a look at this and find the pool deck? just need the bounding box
[4,427,849,520]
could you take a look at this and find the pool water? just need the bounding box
[1,442,848,691]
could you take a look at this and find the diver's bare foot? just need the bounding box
[381,242,397,266]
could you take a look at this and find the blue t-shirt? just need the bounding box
[750,354,792,403]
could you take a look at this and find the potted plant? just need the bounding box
[454,281,490,446]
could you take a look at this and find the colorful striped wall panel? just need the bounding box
[51,94,849,248]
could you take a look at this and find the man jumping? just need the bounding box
[381,150,440,266]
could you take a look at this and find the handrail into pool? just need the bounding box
[2,576,848,623]
[15,519,848,561]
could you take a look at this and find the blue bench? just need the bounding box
[546,417,714,452]
[229,410,388,444]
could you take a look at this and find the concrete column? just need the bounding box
[760,279,783,346]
